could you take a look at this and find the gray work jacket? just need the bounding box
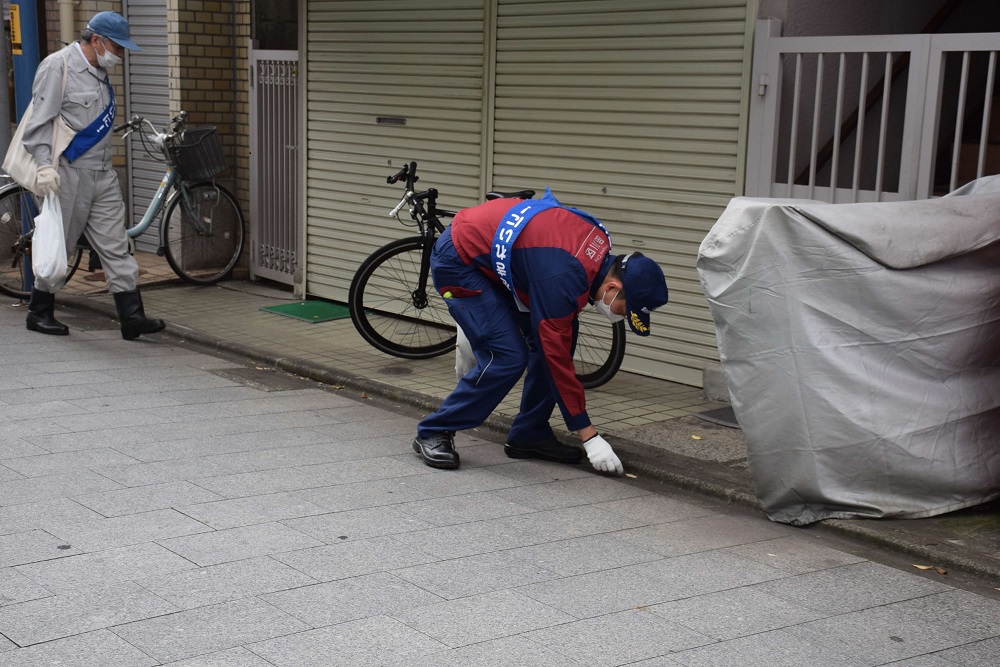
[22,44,116,171]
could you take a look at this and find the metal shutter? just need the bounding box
[492,0,752,386]
[304,0,488,301]
[124,0,170,253]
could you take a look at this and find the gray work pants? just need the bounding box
[35,164,139,294]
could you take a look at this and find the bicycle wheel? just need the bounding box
[574,310,627,389]
[0,185,83,299]
[163,181,244,285]
[349,236,457,359]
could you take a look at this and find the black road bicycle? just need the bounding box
[348,161,626,389]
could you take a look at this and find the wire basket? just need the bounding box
[168,127,227,181]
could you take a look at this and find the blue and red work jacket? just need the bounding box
[450,197,612,432]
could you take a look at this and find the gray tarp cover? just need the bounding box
[697,176,1000,525]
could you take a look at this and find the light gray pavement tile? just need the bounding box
[0,470,122,506]
[721,535,867,575]
[0,567,52,607]
[394,490,536,527]
[72,481,224,517]
[489,460,594,485]
[381,635,589,667]
[137,556,317,609]
[48,509,213,552]
[0,448,141,477]
[0,467,21,483]
[131,386,266,406]
[0,629,157,667]
[1,400,92,421]
[393,549,561,599]
[306,416,418,441]
[136,390,359,423]
[395,589,576,648]
[301,403,404,423]
[0,419,69,441]
[615,513,795,557]
[784,589,1000,665]
[64,393,186,412]
[0,384,111,407]
[393,505,648,560]
[0,636,13,652]
[113,423,338,462]
[505,533,665,577]
[930,636,1000,666]
[490,476,650,511]
[248,615,447,667]
[158,522,322,566]
[522,551,787,619]
[0,581,178,646]
[158,647,276,666]
[273,536,439,581]
[650,586,828,640]
[666,628,867,667]
[0,529,80,567]
[86,373,240,398]
[0,499,104,536]
[203,438,420,473]
[751,561,953,615]
[93,458,235,487]
[877,656,959,667]
[262,571,444,627]
[0,440,48,460]
[193,457,426,498]
[301,468,523,513]
[14,543,197,594]
[592,493,717,525]
[283,505,434,542]
[177,492,327,530]
[112,597,309,663]
[525,608,714,666]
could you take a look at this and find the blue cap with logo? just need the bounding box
[620,252,669,336]
[87,11,141,51]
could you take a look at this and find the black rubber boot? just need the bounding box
[26,288,69,336]
[113,289,166,341]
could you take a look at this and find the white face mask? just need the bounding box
[594,287,625,323]
[97,40,122,69]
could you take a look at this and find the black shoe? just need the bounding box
[412,432,460,469]
[505,437,583,464]
[26,289,69,336]
[113,288,165,340]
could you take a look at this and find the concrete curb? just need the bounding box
[59,294,1000,584]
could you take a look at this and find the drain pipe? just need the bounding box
[58,0,74,46]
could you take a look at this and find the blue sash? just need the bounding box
[62,78,115,163]
[491,188,612,312]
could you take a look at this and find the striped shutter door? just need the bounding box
[304,1,488,301]
[492,1,751,386]
[124,0,170,253]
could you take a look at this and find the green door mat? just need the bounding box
[260,300,351,323]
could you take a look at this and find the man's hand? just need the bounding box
[583,434,623,475]
[35,166,60,197]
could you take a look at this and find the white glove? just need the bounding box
[583,434,623,475]
[35,165,61,197]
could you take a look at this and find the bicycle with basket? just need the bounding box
[348,160,626,389]
[0,111,244,299]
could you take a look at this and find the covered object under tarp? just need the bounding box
[697,176,1000,526]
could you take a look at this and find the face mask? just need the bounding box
[97,40,122,69]
[594,287,625,323]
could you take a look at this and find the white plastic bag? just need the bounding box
[455,324,476,380]
[31,193,68,287]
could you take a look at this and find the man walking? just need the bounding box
[20,11,164,340]
[412,188,669,475]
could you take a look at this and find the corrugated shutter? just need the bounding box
[125,0,170,252]
[304,0,487,301]
[493,1,750,386]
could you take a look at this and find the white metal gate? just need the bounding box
[747,20,1000,202]
[249,50,300,285]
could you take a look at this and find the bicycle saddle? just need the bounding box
[485,189,535,201]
